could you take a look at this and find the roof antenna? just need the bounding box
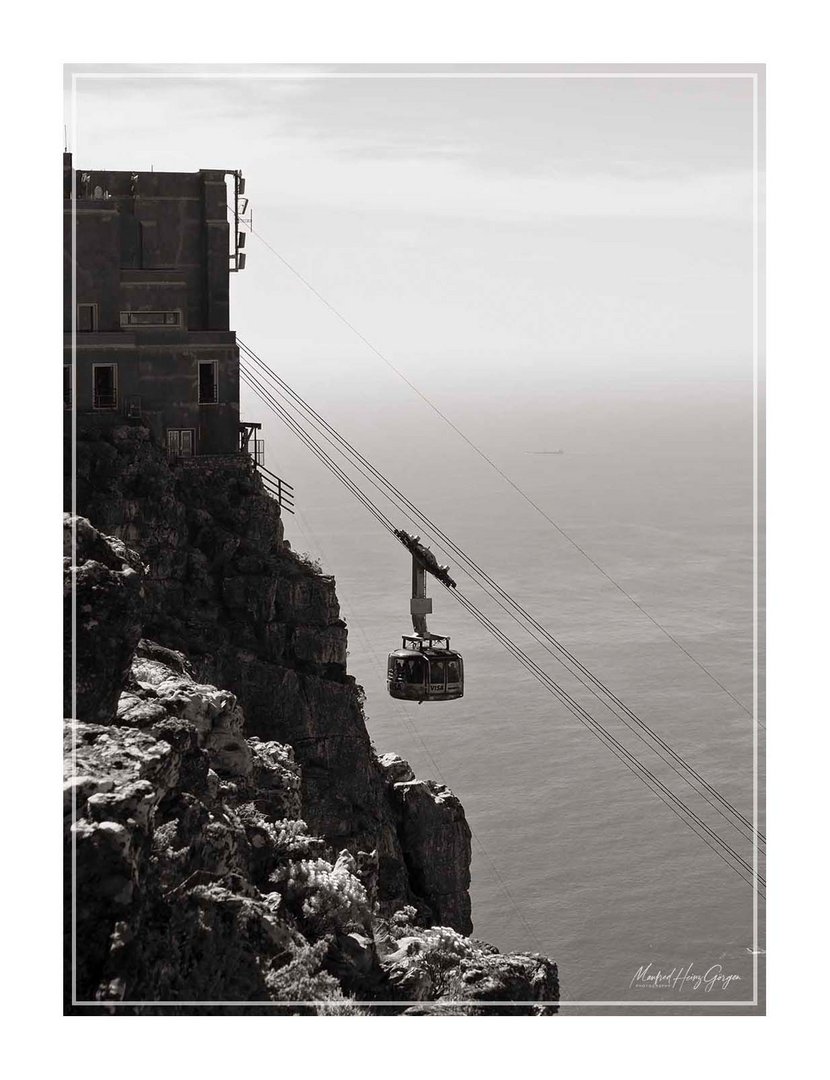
[63,124,68,152]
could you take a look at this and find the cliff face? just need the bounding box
[70,427,470,930]
[66,649,557,1012]
[64,516,144,724]
[64,429,559,1012]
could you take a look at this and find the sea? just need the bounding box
[244,353,765,1012]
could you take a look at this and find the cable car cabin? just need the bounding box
[387,635,464,702]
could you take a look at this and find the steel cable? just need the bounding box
[240,344,764,849]
[240,356,764,894]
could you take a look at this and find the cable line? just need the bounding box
[248,363,762,892]
[244,224,755,720]
[241,346,762,848]
[240,356,764,894]
[240,343,763,849]
[449,586,763,893]
[240,368,397,537]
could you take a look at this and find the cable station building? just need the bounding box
[63,153,260,459]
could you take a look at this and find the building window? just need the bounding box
[198,361,218,404]
[119,310,181,327]
[63,366,72,409]
[77,303,97,332]
[167,429,195,458]
[92,364,118,410]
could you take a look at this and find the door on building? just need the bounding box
[167,429,195,458]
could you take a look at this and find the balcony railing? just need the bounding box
[238,423,293,512]
[256,461,295,515]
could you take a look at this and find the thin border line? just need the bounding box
[73,1000,757,1007]
[752,71,759,1005]
[70,71,79,1009]
[67,65,759,1010]
[72,71,758,80]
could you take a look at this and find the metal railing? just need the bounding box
[237,426,294,512]
[256,461,295,514]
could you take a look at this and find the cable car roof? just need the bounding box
[389,647,462,660]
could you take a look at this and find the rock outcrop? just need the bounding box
[64,435,560,1012]
[65,636,557,1012]
[377,921,559,1015]
[63,515,145,723]
[379,754,472,933]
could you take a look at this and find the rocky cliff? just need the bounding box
[64,427,559,1013]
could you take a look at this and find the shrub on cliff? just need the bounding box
[271,853,370,937]
[263,939,340,1005]
[271,818,324,860]
[292,550,323,575]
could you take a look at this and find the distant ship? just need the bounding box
[525,449,564,455]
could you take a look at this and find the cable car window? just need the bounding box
[394,657,424,683]
[430,660,446,687]
[446,659,460,684]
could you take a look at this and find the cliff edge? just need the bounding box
[64,429,559,1013]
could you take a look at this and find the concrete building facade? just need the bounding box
[64,153,249,456]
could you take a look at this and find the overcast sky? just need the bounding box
[67,66,758,418]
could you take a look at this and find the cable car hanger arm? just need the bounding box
[394,528,454,643]
[393,528,457,589]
